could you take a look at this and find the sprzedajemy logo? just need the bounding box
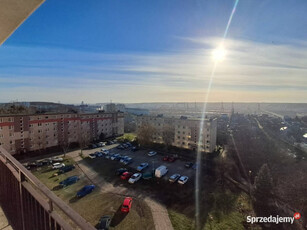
[247,213,301,225]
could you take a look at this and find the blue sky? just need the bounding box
[0,0,307,103]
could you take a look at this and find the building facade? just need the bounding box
[0,112,124,155]
[136,115,217,153]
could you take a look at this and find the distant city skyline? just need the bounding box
[0,0,307,103]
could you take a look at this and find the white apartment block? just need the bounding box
[136,115,217,153]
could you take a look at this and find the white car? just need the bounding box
[128,173,142,184]
[88,153,97,159]
[52,157,63,162]
[52,163,65,169]
[178,176,189,185]
[148,151,157,157]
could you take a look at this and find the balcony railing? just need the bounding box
[0,146,95,230]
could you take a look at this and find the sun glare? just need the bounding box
[212,46,226,61]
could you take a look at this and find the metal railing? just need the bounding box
[0,146,95,230]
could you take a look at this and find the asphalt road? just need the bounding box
[95,144,196,181]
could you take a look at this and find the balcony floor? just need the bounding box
[0,206,12,230]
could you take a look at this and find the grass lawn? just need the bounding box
[32,157,154,230]
[168,209,195,230]
[168,192,257,230]
[116,133,137,142]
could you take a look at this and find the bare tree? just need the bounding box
[137,123,156,147]
[78,131,90,157]
[162,124,175,150]
[60,141,71,158]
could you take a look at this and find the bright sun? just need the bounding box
[212,46,226,61]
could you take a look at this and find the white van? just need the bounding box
[155,165,168,178]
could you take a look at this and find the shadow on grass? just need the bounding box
[52,185,63,191]
[110,205,128,227]
[69,196,79,203]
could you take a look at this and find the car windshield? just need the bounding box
[1,1,306,230]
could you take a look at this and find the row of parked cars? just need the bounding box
[23,156,67,170]
[115,163,189,185]
[89,139,118,149]
[89,149,134,165]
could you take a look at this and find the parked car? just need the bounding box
[142,171,154,180]
[163,156,169,161]
[192,163,198,170]
[96,152,104,157]
[155,165,168,178]
[120,156,129,163]
[59,176,79,187]
[123,157,133,165]
[106,141,112,145]
[91,144,97,149]
[111,154,121,160]
[185,162,194,168]
[128,173,142,184]
[169,174,181,183]
[59,165,75,173]
[105,153,113,159]
[103,150,110,155]
[97,215,111,230]
[178,176,189,185]
[25,162,37,170]
[148,151,157,157]
[89,153,97,159]
[168,156,177,162]
[40,159,50,165]
[76,185,95,198]
[117,145,124,150]
[120,172,133,180]
[52,163,65,169]
[137,163,149,171]
[131,146,139,152]
[52,157,64,162]
[122,144,128,149]
[116,168,128,176]
[126,142,132,147]
[121,197,133,213]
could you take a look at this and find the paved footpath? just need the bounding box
[68,150,174,230]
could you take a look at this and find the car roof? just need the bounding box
[123,197,132,205]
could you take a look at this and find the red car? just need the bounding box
[120,172,133,180]
[168,156,177,162]
[121,197,133,213]
[163,156,169,161]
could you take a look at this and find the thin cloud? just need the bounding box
[0,38,306,103]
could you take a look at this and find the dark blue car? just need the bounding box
[59,176,79,187]
[76,185,96,198]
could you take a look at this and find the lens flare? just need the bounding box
[194,0,239,229]
[212,46,226,61]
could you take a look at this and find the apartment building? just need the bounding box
[136,115,217,153]
[0,112,124,155]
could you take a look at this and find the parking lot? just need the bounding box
[23,142,198,230]
[90,143,196,183]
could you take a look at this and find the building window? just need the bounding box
[9,126,13,130]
